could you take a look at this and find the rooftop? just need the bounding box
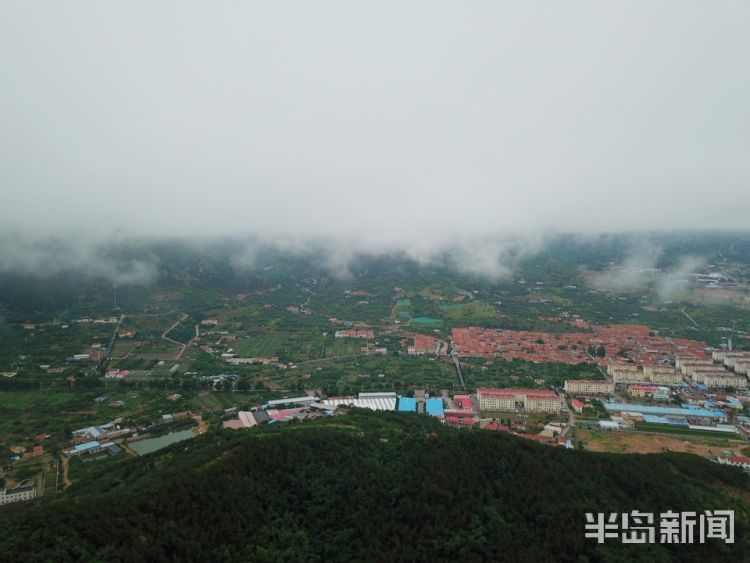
[604,402,724,418]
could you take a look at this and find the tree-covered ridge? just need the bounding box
[1,411,749,562]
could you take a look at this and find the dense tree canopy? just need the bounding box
[1,411,748,562]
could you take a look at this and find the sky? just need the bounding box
[1,2,749,248]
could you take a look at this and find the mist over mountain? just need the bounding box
[2,3,750,243]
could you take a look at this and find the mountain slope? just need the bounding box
[2,411,748,562]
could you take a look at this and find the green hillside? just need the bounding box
[1,411,748,562]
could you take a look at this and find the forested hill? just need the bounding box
[2,411,749,562]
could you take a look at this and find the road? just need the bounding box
[449,348,466,390]
[562,404,576,436]
[162,313,189,359]
[96,313,125,374]
[681,307,700,328]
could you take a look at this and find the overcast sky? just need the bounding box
[1,2,749,246]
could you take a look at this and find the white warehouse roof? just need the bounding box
[322,397,396,411]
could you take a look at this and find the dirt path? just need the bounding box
[577,429,737,458]
[162,313,189,358]
[193,413,208,435]
[60,454,72,488]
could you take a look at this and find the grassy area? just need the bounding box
[325,339,362,357]
[576,429,632,453]
[438,300,498,324]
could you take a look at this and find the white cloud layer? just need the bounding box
[1,3,748,243]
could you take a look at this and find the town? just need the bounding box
[2,235,750,510]
[4,299,750,507]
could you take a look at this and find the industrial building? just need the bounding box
[398,397,417,412]
[265,396,318,408]
[604,402,727,424]
[425,398,445,417]
[322,393,397,411]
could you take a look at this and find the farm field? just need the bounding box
[324,338,365,357]
[261,355,460,395]
[232,332,361,363]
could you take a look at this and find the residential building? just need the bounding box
[0,484,36,505]
[564,380,614,396]
[477,388,562,414]
[702,374,748,389]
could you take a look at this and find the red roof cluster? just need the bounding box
[446,416,475,426]
[412,334,437,353]
[484,422,511,432]
[454,394,473,410]
[452,324,709,368]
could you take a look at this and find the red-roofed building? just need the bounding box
[571,399,585,413]
[478,388,561,414]
[454,394,473,410]
[717,456,750,471]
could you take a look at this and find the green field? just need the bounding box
[325,339,362,357]
[410,316,443,326]
[233,332,366,363]
[634,422,744,439]
[438,301,497,324]
[234,334,287,357]
[233,333,326,362]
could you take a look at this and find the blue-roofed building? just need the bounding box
[398,397,417,412]
[64,440,103,457]
[425,398,444,417]
[604,402,726,422]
